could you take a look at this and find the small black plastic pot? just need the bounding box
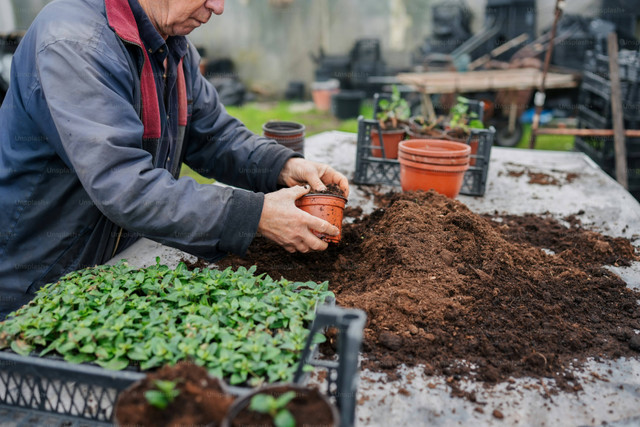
[331,90,365,120]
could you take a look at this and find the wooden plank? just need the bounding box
[396,69,578,94]
[534,129,640,137]
[608,32,629,189]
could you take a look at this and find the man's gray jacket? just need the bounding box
[0,0,297,317]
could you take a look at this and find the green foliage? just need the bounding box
[0,261,333,386]
[249,390,297,427]
[376,85,410,130]
[448,96,485,135]
[145,380,180,410]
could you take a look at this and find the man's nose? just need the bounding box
[205,0,225,15]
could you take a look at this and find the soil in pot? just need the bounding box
[218,190,640,396]
[115,362,234,427]
[225,385,337,427]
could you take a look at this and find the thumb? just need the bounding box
[287,184,311,200]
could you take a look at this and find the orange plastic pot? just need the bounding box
[398,150,470,166]
[295,194,347,243]
[399,139,471,158]
[371,128,406,159]
[398,157,469,198]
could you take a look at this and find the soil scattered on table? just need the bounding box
[115,362,234,426]
[501,163,579,186]
[218,190,640,395]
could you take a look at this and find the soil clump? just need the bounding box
[218,191,640,393]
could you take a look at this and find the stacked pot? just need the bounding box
[398,139,471,198]
[262,121,305,156]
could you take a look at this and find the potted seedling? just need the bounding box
[406,114,447,139]
[114,362,235,427]
[445,96,486,166]
[444,96,485,142]
[371,85,410,159]
[222,384,339,427]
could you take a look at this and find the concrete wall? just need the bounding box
[6,0,604,94]
[188,0,603,94]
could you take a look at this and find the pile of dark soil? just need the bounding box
[115,362,234,426]
[218,191,640,392]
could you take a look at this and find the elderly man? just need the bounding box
[0,0,349,318]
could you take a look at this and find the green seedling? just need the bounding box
[448,96,485,135]
[0,259,333,385]
[144,380,180,410]
[249,390,297,427]
[376,85,410,130]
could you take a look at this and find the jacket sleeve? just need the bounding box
[182,45,302,194]
[34,36,262,259]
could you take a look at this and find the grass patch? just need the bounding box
[180,101,574,184]
[515,123,576,151]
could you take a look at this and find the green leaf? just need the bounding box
[274,409,296,427]
[275,391,296,408]
[250,393,275,413]
[79,343,96,354]
[145,390,169,410]
[101,357,129,371]
[10,340,33,356]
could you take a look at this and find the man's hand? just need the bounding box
[278,158,350,197]
[258,185,339,253]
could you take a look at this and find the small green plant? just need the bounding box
[249,390,297,427]
[144,380,180,410]
[407,114,445,136]
[0,260,332,385]
[376,85,410,130]
[448,96,485,135]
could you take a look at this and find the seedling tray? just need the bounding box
[354,117,495,196]
[0,304,366,427]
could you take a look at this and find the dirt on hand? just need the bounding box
[218,190,640,395]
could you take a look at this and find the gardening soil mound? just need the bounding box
[219,191,640,392]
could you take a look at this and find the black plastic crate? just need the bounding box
[353,117,495,196]
[0,305,366,427]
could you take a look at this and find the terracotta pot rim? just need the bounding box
[398,152,470,166]
[399,139,471,158]
[298,193,348,204]
[399,157,469,173]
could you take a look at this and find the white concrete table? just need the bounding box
[112,131,640,427]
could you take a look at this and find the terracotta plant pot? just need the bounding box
[444,129,478,166]
[295,194,347,243]
[399,139,471,166]
[311,79,340,112]
[398,139,470,198]
[263,121,305,155]
[222,384,339,427]
[370,127,406,159]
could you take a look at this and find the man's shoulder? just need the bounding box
[30,0,113,50]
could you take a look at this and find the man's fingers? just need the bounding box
[287,184,311,200]
[308,217,339,237]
